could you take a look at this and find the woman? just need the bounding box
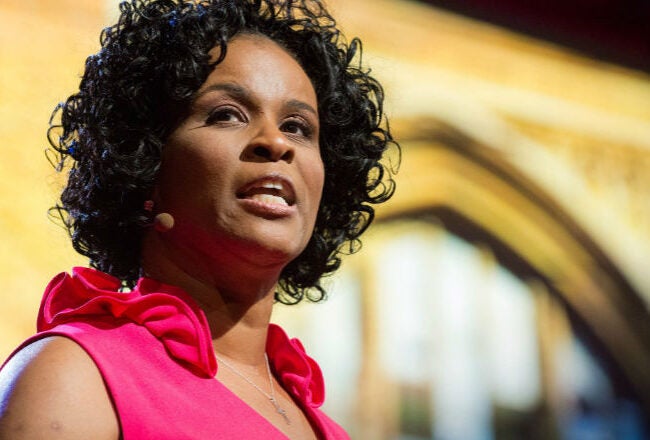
[0,0,397,438]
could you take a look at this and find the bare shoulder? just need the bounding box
[0,336,120,440]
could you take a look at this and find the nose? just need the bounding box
[244,120,294,163]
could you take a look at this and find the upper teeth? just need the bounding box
[262,182,283,190]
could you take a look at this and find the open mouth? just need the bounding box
[237,177,296,207]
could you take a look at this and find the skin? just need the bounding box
[0,34,324,440]
[0,337,120,440]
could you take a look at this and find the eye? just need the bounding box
[281,118,313,138]
[205,106,245,125]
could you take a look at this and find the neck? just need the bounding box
[140,230,284,365]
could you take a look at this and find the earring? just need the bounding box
[143,200,175,232]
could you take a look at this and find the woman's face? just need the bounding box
[155,34,324,271]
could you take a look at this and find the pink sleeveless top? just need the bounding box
[6,267,349,439]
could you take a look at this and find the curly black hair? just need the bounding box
[48,0,398,304]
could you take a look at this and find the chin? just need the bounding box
[213,228,303,270]
[231,219,311,262]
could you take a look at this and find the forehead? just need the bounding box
[201,34,317,104]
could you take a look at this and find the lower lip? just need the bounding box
[238,198,296,218]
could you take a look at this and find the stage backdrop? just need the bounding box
[0,0,109,355]
[2,0,649,438]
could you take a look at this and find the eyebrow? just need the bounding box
[195,82,249,101]
[194,82,318,117]
[285,99,318,117]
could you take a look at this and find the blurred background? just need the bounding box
[1,0,649,438]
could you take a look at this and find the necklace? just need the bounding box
[216,353,291,425]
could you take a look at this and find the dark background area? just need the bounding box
[419,0,650,73]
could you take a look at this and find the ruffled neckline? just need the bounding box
[38,267,325,408]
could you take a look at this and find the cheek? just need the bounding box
[307,158,325,212]
[158,142,228,208]
[306,149,324,185]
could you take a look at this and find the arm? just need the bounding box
[0,336,120,440]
